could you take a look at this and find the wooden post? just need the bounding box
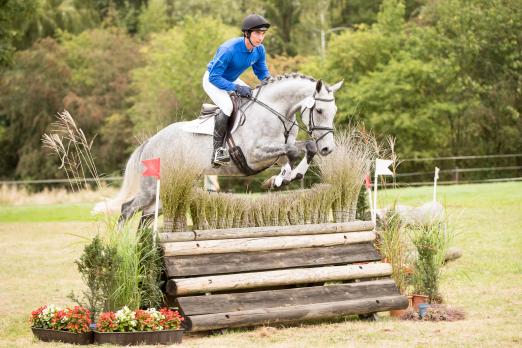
[169,262,392,296]
[162,231,376,256]
[187,295,408,332]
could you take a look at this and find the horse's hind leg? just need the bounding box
[138,202,163,230]
[117,178,157,229]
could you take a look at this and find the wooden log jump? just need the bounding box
[160,221,408,331]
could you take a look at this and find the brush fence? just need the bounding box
[161,220,408,331]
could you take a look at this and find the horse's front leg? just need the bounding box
[251,143,298,189]
[255,142,318,189]
[289,140,317,181]
[251,143,299,163]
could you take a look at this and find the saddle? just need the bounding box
[198,94,241,133]
[183,95,259,175]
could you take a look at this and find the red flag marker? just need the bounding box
[142,158,160,179]
[364,175,372,190]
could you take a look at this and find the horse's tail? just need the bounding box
[92,142,146,214]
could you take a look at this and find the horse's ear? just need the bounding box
[330,80,344,93]
[315,80,323,93]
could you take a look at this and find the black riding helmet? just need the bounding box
[241,14,270,32]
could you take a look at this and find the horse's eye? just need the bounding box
[316,108,323,114]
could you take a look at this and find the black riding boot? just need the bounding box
[212,111,231,167]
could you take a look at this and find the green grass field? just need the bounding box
[0,182,521,347]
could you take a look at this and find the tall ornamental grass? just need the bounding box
[316,129,375,222]
[104,223,164,310]
[160,146,206,232]
[376,211,410,295]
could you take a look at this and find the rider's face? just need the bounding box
[250,30,266,46]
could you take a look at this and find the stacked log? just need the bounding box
[160,221,408,331]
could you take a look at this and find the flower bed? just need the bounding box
[94,306,184,345]
[30,305,93,344]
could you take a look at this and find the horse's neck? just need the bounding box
[258,78,317,114]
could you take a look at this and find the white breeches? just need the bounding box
[202,71,248,116]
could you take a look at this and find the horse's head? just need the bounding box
[301,80,343,156]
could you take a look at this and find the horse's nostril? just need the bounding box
[321,147,330,154]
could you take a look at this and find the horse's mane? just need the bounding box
[253,72,318,90]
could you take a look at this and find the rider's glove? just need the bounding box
[235,84,253,98]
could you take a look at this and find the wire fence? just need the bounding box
[1,153,521,189]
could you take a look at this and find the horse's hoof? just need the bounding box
[294,173,303,180]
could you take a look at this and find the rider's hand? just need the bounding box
[235,84,252,98]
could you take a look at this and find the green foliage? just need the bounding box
[168,0,262,27]
[0,0,37,68]
[0,0,520,181]
[0,28,142,179]
[69,235,119,320]
[13,0,99,50]
[377,212,410,294]
[0,38,70,179]
[264,0,301,56]
[129,16,236,134]
[409,222,452,302]
[104,224,164,311]
[304,0,522,159]
[137,0,169,40]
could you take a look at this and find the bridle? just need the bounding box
[243,88,336,144]
[306,92,335,143]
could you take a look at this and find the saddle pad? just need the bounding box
[182,112,242,136]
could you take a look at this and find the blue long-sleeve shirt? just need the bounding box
[207,37,270,91]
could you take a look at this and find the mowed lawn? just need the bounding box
[0,182,521,347]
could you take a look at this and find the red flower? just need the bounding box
[159,308,183,330]
[97,311,118,333]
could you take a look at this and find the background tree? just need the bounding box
[137,0,169,40]
[129,16,236,135]
[264,0,301,56]
[0,0,37,68]
[0,39,70,179]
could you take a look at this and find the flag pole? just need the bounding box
[153,178,160,247]
[373,169,378,225]
[433,167,440,203]
[365,176,374,224]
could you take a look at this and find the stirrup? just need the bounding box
[213,147,231,166]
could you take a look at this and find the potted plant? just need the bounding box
[30,305,93,344]
[94,306,184,345]
[409,221,452,308]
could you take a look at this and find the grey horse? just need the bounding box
[94,73,343,227]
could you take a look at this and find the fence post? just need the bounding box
[454,166,460,183]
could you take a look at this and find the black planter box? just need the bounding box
[94,329,184,345]
[31,327,93,345]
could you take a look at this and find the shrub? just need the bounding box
[69,235,119,320]
[409,222,452,303]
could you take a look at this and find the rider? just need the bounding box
[203,14,271,167]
